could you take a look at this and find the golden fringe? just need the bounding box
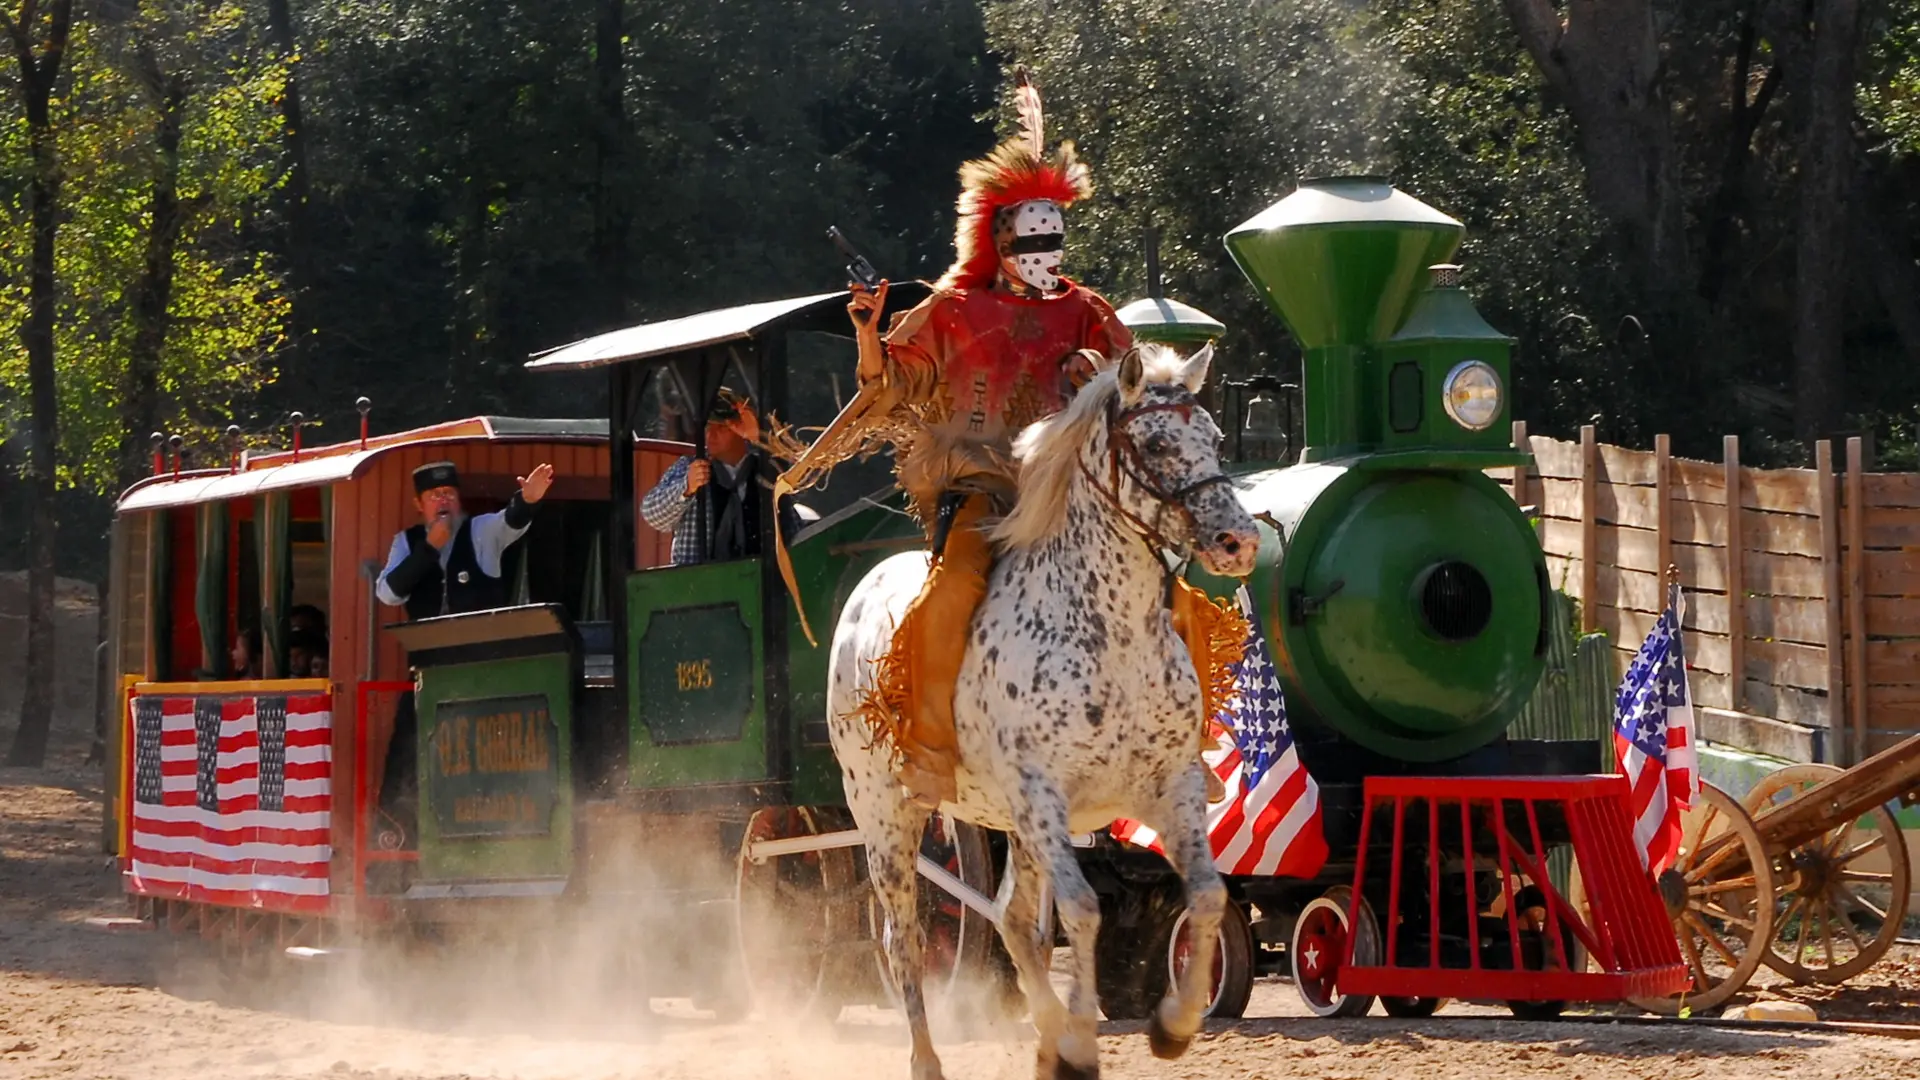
[853,619,916,768]
[1173,580,1252,736]
[1199,594,1252,730]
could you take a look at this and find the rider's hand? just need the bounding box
[426,513,455,549]
[848,281,890,383]
[1063,348,1102,390]
[846,279,890,338]
[684,459,712,497]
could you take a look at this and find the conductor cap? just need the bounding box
[413,461,459,494]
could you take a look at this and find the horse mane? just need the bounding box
[991,343,1192,552]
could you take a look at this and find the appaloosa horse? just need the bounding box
[828,342,1259,1080]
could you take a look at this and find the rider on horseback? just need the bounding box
[775,71,1246,809]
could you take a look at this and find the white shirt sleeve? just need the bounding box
[468,507,531,579]
[375,531,414,607]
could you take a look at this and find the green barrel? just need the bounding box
[1232,461,1547,761]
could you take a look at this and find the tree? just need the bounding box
[3,0,76,768]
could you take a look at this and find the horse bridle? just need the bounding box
[1077,388,1236,601]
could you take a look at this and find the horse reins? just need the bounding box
[1076,389,1237,606]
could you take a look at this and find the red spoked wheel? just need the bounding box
[735,806,865,1022]
[1167,897,1255,1019]
[1290,885,1379,1018]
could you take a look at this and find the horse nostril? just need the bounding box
[1217,532,1240,555]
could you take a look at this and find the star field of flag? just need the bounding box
[133,696,164,806]
[193,698,222,812]
[257,696,288,813]
[1612,583,1700,876]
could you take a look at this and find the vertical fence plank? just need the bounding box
[1816,440,1846,765]
[1845,437,1867,766]
[1580,424,1598,632]
[1724,436,1745,712]
[1655,433,1673,583]
[1512,420,1530,514]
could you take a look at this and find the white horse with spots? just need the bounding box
[828,342,1259,1080]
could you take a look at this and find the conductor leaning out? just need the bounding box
[376,459,554,618]
[371,458,551,840]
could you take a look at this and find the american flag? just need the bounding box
[1110,585,1329,878]
[128,693,334,912]
[1613,582,1700,876]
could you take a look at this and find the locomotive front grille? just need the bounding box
[1418,561,1493,641]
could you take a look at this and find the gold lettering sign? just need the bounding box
[675,658,714,691]
[452,792,544,825]
[432,706,552,777]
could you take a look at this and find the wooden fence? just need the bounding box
[1493,423,1920,768]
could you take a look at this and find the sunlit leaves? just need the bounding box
[0,3,288,495]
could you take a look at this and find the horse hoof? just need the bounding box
[1146,1011,1193,1061]
[1052,1057,1099,1080]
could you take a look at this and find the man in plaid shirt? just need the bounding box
[642,389,797,565]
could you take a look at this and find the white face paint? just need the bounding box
[995,199,1065,293]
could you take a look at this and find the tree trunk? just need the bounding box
[6,1,78,769]
[121,58,189,490]
[591,0,629,328]
[1697,8,1783,306]
[1791,0,1862,449]
[264,0,312,389]
[1501,0,1691,295]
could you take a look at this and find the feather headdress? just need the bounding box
[937,67,1093,292]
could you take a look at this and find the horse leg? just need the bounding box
[1143,772,1229,1060]
[993,834,1070,1079]
[862,800,945,1080]
[1015,780,1103,1080]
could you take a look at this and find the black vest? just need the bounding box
[401,517,508,621]
[702,452,769,563]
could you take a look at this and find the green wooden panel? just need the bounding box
[627,560,768,789]
[780,495,922,807]
[415,653,574,883]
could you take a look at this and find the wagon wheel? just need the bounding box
[1742,763,1913,985]
[1626,781,1776,1015]
[735,806,867,1021]
[1291,885,1380,1018]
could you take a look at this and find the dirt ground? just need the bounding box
[5,737,1920,1080]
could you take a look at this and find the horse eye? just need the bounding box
[1144,435,1170,455]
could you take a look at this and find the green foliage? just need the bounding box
[0,3,288,497]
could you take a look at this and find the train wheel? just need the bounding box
[1380,995,1445,1018]
[735,806,865,1022]
[1095,887,1255,1022]
[1743,763,1912,985]
[1626,781,1776,1015]
[1291,885,1379,1018]
[1166,897,1256,1020]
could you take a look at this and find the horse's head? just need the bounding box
[997,341,1259,579]
[1104,342,1259,578]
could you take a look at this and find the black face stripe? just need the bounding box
[1007,233,1064,255]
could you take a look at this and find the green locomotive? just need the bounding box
[1081,177,1604,1021]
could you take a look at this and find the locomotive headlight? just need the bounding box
[1442,360,1502,431]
